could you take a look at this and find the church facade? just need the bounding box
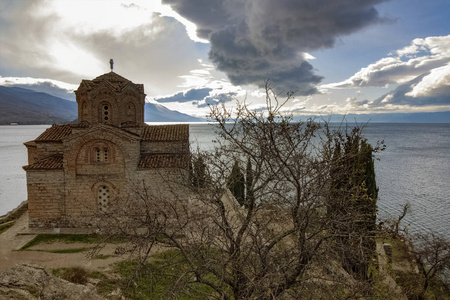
[23,72,190,228]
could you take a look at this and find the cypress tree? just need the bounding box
[192,154,207,189]
[227,160,245,207]
[328,129,378,280]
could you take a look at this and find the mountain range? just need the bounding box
[0,86,204,125]
[1,85,448,125]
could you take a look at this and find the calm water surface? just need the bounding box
[1,123,449,238]
[0,125,50,215]
[191,123,450,238]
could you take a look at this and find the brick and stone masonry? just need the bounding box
[23,72,190,228]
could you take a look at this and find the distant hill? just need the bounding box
[293,111,450,123]
[144,102,204,122]
[0,86,204,125]
[0,86,78,125]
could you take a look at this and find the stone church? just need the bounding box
[23,71,190,228]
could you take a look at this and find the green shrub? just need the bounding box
[56,267,90,285]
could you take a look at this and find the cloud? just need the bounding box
[0,0,206,97]
[325,35,450,89]
[406,63,450,98]
[155,87,212,103]
[322,35,450,109]
[155,86,238,109]
[195,92,237,108]
[163,0,387,93]
[341,74,450,110]
[372,75,450,107]
[0,76,78,100]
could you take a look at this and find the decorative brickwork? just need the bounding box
[23,72,190,228]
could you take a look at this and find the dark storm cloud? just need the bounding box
[163,0,387,93]
[195,92,237,108]
[155,87,236,108]
[156,87,212,103]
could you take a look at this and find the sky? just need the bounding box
[0,0,449,119]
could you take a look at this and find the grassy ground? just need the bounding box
[20,232,449,299]
[113,250,215,300]
[19,233,127,252]
[51,250,215,299]
[51,248,389,299]
[19,233,101,252]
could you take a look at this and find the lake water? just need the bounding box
[1,123,449,238]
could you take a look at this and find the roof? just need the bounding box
[23,155,63,171]
[35,124,74,142]
[24,141,36,147]
[138,154,189,169]
[34,123,89,142]
[33,123,188,143]
[141,124,189,141]
[79,72,144,93]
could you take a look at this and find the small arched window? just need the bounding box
[94,147,109,162]
[95,147,101,162]
[102,105,109,122]
[97,185,110,212]
[81,101,88,120]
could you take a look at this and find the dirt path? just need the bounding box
[0,211,123,272]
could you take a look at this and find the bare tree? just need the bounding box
[381,203,410,238]
[403,232,450,300]
[95,86,382,299]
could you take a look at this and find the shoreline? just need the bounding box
[0,200,28,222]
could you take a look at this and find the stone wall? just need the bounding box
[60,126,142,227]
[27,170,64,227]
[25,144,37,165]
[36,142,63,158]
[24,72,189,229]
[25,129,190,228]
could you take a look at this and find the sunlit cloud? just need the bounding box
[323,35,450,90]
[320,35,450,110]
[0,76,77,91]
[406,63,450,97]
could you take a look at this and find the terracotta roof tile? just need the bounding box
[34,123,90,142]
[139,154,189,169]
[141,124,189,141]
[23,155,63,171]
[35,124,73,142]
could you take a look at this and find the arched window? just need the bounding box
[97,185,110,212]
[125,102,136,122]
[81,101,88,120]
[94,147,109,162]
[102,105,110,122]
[95,147,101,162]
